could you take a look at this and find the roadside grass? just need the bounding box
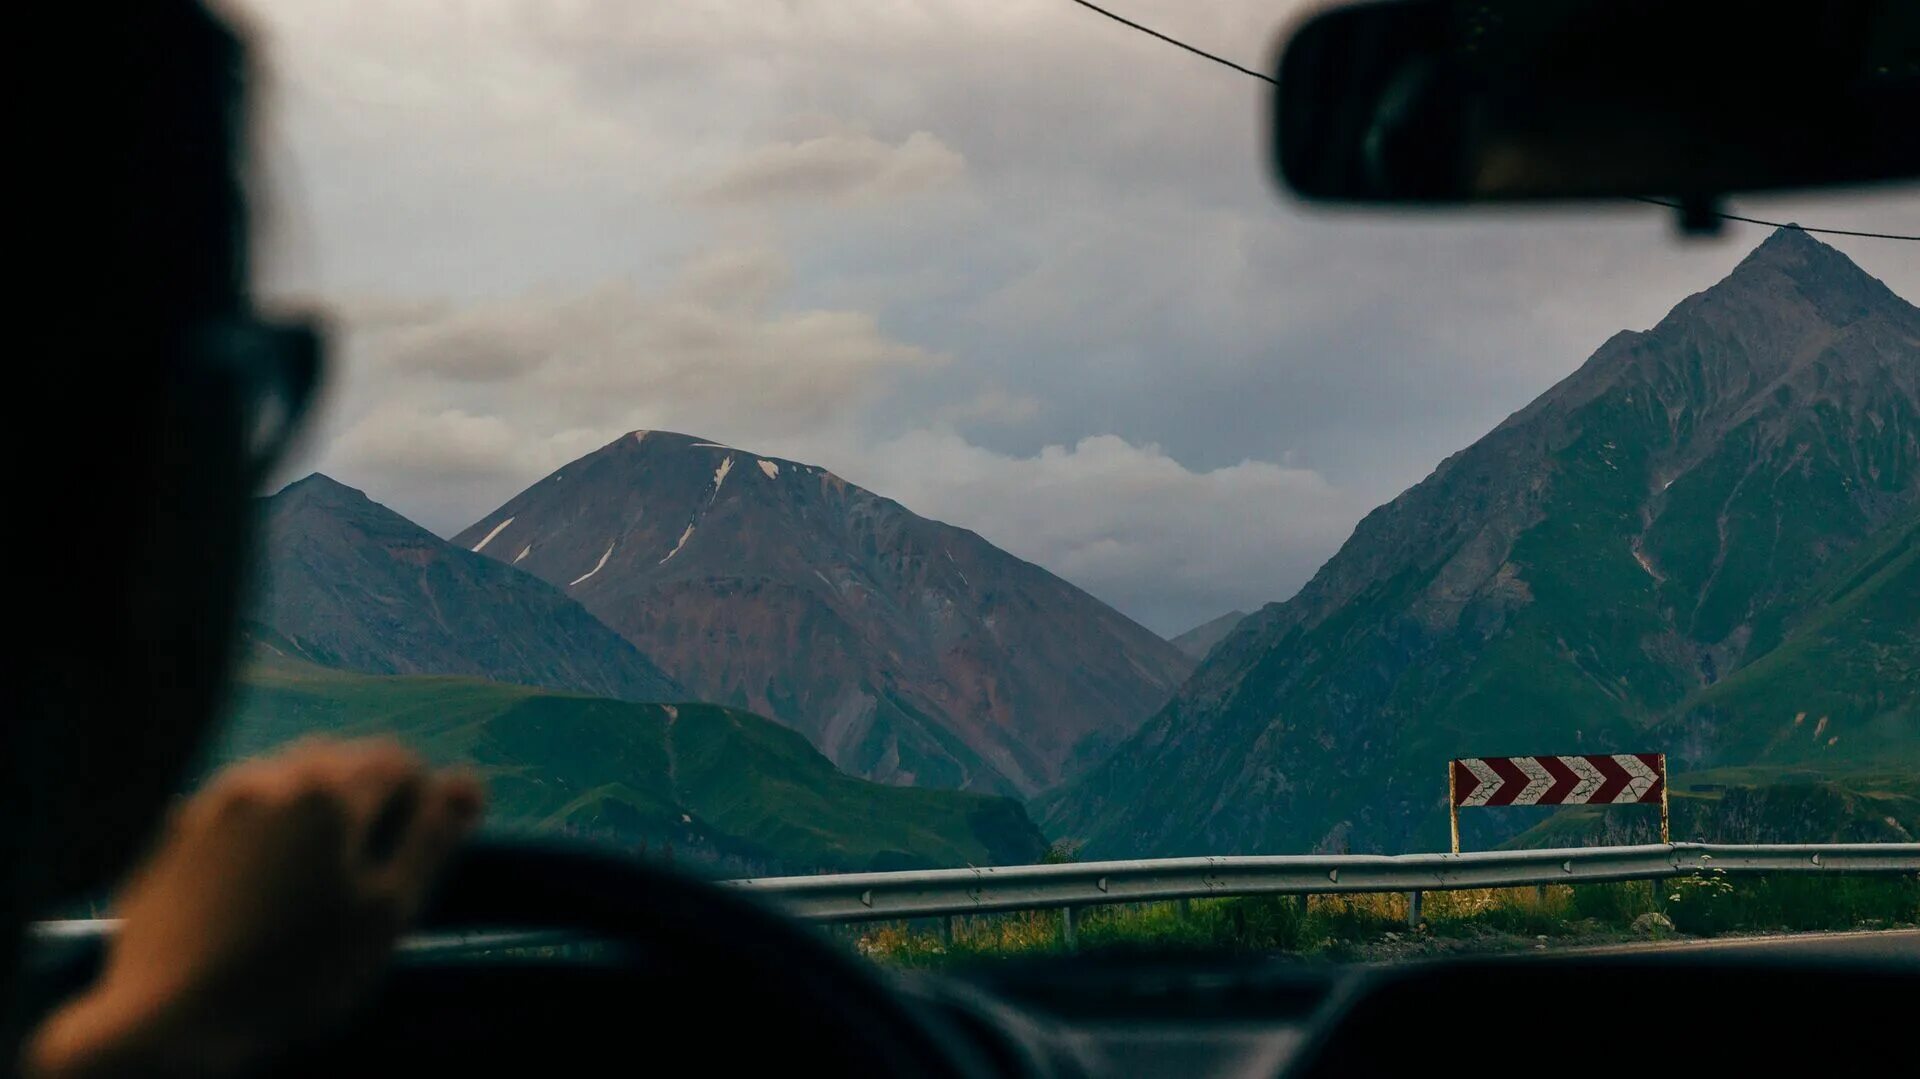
[850,873,1920,967]
[1661,868,1920,935]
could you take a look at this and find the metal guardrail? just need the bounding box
[30,844,1920,953]
[724,842,1920,922]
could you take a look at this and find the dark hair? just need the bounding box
[8,0,255,1049]
[86,1,249,325]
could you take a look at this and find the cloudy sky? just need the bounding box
[229,0,1919,636]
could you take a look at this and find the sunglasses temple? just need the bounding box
[247,324,324,485]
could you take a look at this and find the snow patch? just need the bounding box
[632,430,649,445]
[945,549,971,588]
[661,523,696,564]
[512,545,532,564]
[568,541,615,587]
[689,442,730,449]
[1629,543,1663,582]
[662,704,678,721]
[709,456,734,500]
[470,516,514,553]
[757,459,779,479]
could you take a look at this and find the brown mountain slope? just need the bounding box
[452,431,1192,796]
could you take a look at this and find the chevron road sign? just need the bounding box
[1448,754,1668,852]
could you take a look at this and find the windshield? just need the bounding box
[222,1,1919,962]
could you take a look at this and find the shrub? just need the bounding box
[1310,893,1401,943]
[1568,880,1657,926]
[1040,840,1082,865]
[1220,894,1311,951]
[1665,865,1738,935]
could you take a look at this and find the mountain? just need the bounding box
[252,474,679,701]
[451,431,1194,797]
[1171,610,1249,660]
[1043,229,1920,857]
[1663,498,1917,769]
[221,658,1045,873]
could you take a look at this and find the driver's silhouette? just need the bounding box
[8,5,483,1074]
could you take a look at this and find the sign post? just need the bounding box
[1448,754,1668,852]
[1659,753,1670,843]
[1448,761,1460,854]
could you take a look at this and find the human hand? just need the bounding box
[26,738,483,1077]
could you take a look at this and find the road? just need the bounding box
[1558,927,1920,960]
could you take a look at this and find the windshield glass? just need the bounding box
[222,0,1919,962]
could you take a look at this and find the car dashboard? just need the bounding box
[914,953,1334,1078]
[898,944,1917,1079]
[21,930,1916,1077]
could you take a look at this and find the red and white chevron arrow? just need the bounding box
[1451,754,1665,807]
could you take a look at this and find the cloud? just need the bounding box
[687,129,964,205]
[323,404,618,531]
[291,248,1356,632]
[365,247,940,414]
[673,247,792,310]
[268,293,449,331]
[293,247,943,530]
[933,387,1042,427]
[237,0,1920,635]
[835,431,1364,634]
[332,405,524,481]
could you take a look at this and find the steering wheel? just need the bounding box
[22,838,1004,1076]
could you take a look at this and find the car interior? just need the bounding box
[16,1,1918,1075]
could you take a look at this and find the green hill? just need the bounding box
[219,660,1046,873]
[1665,501,1918,769]
[1043,229,1919,857]
[1508,510,1918,848]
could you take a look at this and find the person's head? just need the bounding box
[14,1,322,913]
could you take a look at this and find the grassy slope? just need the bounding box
[219,659,1046,873]
[1507,506,1918,847]
[1414,394,1914,818]
[1048,241,1918,859]
[1049,385,1879,855]
[856,876,1919,966]
[1673,501,1918,768]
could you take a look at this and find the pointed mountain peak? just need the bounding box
[593,429,759,463]
[455,431,1194,797]
[1716,226,1901,309]
[269,472,381,512]
[622,428,690,443]
[1739,225,1842,267]
[253,477,683,702]
[264,473,429,541]
[599,428,808,478]
[614,429,721,449]
[1169,609,1249,660]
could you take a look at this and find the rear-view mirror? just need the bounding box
[1272,0,1919,208]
